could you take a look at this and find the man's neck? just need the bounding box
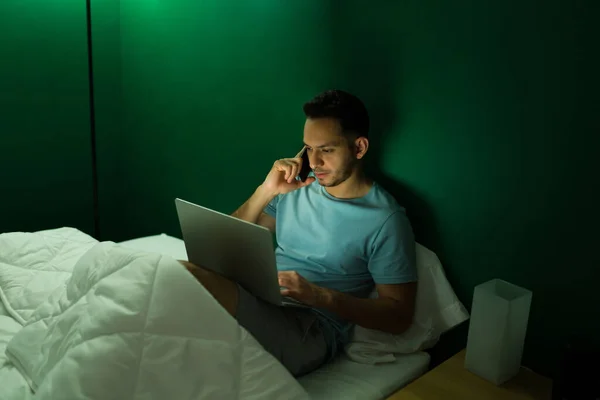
[325,169,373,199]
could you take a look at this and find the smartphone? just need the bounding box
[298,147,311,182]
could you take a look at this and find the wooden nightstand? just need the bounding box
[387,349,553,400]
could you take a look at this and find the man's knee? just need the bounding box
[179,260,228,285]
[178,260,197,272]
[178,260,239,317]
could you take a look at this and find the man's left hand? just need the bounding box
[278,271,327,307]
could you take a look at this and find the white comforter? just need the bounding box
[0,228,308,400]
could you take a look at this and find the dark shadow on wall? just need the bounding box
[325,0,466,368]
[325,1,444,257]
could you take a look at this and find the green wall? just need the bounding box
[98,0,599,377]
[91,0,122,240]
[97,1,339,241]
[0,0,94,235]
[2,0,597,379]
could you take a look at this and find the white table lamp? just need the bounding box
[464,278,533,385]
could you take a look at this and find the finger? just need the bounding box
[294,156,304,181]
[278,275,288,287]
[280,289,293,297]
[278,274,296,288]
[277,159,299,183]
[295,145,307,159]
[277,161,293,181]
[299,176,316,187]
[288,163,298,183]
[284,270,300,279]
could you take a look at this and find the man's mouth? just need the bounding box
[314,171,329,178]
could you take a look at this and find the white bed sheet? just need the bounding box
[298,351,429,399]
[119,234,431,399]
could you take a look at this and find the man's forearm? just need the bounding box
[231,185,277,224]
[315,287,412,335]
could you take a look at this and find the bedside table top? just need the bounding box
[387,349,553,400]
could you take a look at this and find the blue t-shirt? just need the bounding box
[264,180,417,361]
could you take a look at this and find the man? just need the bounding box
[182,89,417,377]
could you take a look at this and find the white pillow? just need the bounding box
[344,243,469,364]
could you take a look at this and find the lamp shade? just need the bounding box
[464,278,533,385]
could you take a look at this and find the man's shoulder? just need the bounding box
[369,182,406,214]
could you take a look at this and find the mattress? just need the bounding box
[119,234,431,399]
[298,351,429,399]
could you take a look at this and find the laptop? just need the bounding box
[175,198,307,308]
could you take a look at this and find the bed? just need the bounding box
[116,234,432,400]
[0,228,467,399]
[0,309,429,400]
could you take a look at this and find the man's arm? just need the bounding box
[323,210,417,334]
[231,185,277,232]
[318,282,417,334]
[279,272,417,334]
[231,148,314,232]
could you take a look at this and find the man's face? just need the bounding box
[303,118,358,188]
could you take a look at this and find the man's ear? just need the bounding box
[355,137,369,159]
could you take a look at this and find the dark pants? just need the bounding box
[235,284,329,377]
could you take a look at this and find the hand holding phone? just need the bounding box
[297,146,312,182]
[262,146,315,195]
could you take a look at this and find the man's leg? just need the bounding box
[179,260,239,317]
[178,260,329,377]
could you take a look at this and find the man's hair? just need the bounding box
[303,89,370,139]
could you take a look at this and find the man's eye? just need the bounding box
[322,149,333,153]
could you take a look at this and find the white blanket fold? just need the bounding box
[0,228,308,400]
[0,227,98,325]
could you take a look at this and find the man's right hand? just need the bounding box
[262,147,316,196]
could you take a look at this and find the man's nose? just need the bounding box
[309,152,323,169]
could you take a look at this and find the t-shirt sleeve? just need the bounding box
[368,211,418,284]
[264,194,282,218]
